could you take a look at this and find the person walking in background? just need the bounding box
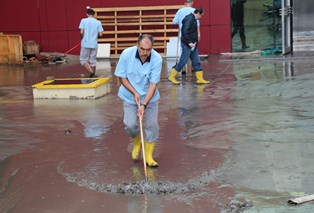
[114,34,162,167]
[231,0,249,50]
[79,8,104,78]
[169,8,210,85]
[173,0,200,74]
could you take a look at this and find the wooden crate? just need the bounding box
[94,5,181,57]
[0,34,23,65]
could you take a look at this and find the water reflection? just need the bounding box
[283,61,294,80]
[128,195,162,213]
[232,0,282,52]
[43,79,98,85]
[0,65,24,86]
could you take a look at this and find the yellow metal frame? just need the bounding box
[32,77,110,89]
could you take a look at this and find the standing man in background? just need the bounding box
[79,8,104,78]
[169,8,210,85]
[114,34,162,167]
[173,0,200,75]
[231,0,249,50]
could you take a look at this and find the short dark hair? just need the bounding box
[194,7,204,15]
[87,9,95,16]
[137,34,154,45]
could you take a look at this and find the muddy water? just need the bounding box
[218,60,314,212]
[0,55,314,212]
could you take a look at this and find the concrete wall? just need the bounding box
[293,0,314,51]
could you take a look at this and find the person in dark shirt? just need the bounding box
[168,8,210,85]
[231,0,249,50]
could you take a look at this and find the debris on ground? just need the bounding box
[23,52,66,64]
[220,50,262,56]
[288,194,314,205]
[260,47,282,55]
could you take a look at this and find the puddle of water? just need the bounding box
[44,79,98,85]
[1,58,314,212]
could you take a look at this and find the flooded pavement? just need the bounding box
[0,53,314,212]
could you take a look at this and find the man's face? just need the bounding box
[137,38,152,58]
[196,12,204,20]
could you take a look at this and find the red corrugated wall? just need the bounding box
[0,0,231,55]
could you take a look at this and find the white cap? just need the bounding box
[86,6,90,9]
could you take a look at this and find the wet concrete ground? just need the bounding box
[0,53,314,212]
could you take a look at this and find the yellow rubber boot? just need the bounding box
[195,71,210,84]
[144,141,158,167]
[168,68,180,85]
[132,134,141,160]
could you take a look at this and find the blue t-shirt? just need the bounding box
[79,17,104,48]
[173,7,200,37]
[114,46,162,104]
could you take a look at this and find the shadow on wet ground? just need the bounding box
[0,53,314,212]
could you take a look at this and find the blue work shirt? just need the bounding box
[114,46,162,104]
[79,17,104,48]
[173,7,200,36]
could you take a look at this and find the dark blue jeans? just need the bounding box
[175,43,202,72]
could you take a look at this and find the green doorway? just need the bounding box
[231,0,282,52]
